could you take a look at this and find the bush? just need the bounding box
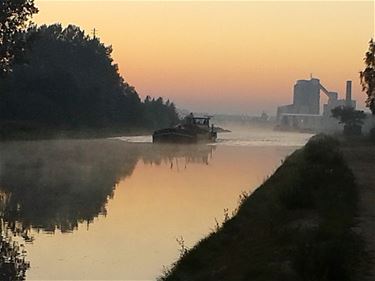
[369,127,375,143]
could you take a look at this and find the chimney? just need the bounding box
[346,80,352,106]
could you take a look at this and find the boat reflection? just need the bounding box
[141,143,215,167]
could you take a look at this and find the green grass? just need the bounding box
[159,134,369,281]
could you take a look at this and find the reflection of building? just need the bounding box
[276,77,356,132]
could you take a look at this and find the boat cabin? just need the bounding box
[184,114,211,129]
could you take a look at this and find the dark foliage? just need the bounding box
[0,2,38,277]
[0,24,179,136]
[369,127,375,142]
[0,0,38,76]
[331,106,366,136]
[360,39,375,114]
[143,96,179,129]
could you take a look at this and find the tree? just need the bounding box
[0,24,180,136]
[360,39,375,113]
[331,106,366,136]
[0,24,141,129]
[0,0,38,76]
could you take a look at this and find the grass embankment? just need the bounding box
[160,135,369,281]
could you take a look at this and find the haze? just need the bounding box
[34,1,374,114]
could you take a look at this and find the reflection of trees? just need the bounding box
[0,140,215,234]
[0,194,29,281]
[0,139,140,234]
[0,139,215,279]
[0,225,29,281]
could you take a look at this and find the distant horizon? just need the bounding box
[34,0,374,115]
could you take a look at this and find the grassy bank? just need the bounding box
[160,135,369,281]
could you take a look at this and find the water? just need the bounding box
[0,129,312,280]
[115,129,311,147]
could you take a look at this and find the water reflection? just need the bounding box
[142,144,214,167]
[0,139,216,279]
[0,140,215,235]
[0,212,29,281]
[0,137,295,280]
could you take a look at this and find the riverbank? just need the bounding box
[159,135,369,281]
[342,139,375,280]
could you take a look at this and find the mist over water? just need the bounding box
[216,129,312,147]
[117,127,312,147]
[0,128,312,280]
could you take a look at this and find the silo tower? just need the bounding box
[293,78,321,114]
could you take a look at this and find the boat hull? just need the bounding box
[152,128,216,144]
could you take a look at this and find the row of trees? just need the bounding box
[1,2,180,137]
[0,24,179,133]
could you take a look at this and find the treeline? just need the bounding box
[0,24,180,138]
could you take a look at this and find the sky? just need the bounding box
[34,1,374,115]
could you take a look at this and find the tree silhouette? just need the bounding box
[360,39,375,114]
[0,0,38,76]
[0,24,180,136]
[331,106,366,135]
[0,2,37,279]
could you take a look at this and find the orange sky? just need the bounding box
[34,1,374,114]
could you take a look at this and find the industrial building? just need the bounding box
[276,77,356,132]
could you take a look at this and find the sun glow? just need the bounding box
[34,0,374,114]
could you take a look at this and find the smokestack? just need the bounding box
[346,80,352,106]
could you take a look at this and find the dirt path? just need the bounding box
[342,143,375,279]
